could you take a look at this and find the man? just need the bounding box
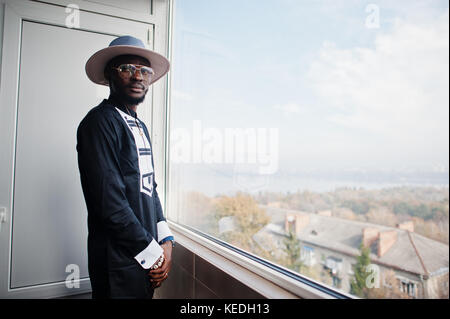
[77,35,174,299]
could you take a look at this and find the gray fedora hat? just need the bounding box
[85,35,170,86]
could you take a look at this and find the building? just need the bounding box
[261,205,449,298]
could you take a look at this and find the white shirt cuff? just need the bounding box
[157,221,173,243]
[134,239,163,269]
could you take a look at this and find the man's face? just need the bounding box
[107,55,151,105]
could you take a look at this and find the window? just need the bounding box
[399,279,417,298]
[301,245,316,267]
[168,0,449,299]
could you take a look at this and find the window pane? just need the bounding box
[169,0,449,299]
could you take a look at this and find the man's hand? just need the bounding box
[148,241,173,288]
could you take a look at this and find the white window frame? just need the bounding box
[169,222,354,299]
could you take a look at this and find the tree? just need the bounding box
[350,243,371,298]
[213,192,270,252]
[283,230,303,272]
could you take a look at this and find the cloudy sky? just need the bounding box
[170,0,449,175]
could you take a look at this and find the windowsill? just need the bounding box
[168,221,355,299]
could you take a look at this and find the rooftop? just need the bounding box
[260,205,449,277]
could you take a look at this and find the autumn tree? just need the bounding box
[213,192,270,252]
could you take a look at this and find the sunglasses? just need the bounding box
[112,64,155,81]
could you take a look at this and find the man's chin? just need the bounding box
[121,93,146,106]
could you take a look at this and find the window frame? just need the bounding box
[164,0,358,299]
[169,222,355,299]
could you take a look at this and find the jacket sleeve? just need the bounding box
[77,112,162,269]
[153,179,174,244]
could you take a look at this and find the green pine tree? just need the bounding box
[350,243,371,298]
[283,231,304,272]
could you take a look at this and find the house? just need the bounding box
[260,205,449,298]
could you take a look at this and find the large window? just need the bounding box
[168,0,449,299]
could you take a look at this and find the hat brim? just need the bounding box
[85,45,170,86]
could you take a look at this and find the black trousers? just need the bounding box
[89,263,154,299]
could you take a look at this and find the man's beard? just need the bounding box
[118,89,147,105]
[108,79,149,106]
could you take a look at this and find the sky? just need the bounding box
[170,0,449,176]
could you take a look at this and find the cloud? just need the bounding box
[308,10,449,146]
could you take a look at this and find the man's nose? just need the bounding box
[131,69,144,80]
